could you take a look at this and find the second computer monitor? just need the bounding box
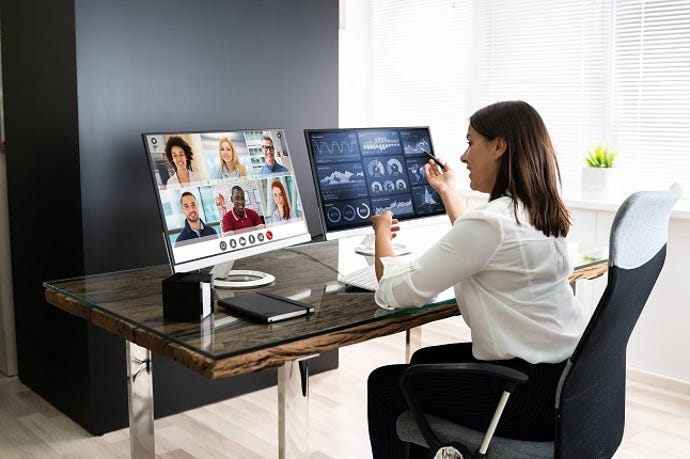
[304,127,446,246]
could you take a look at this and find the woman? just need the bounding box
[165,136,204,187]
[367,101,587,458]
[270,180,296,224]
[217,137,248,179]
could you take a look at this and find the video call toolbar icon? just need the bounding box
[219,230,273,252]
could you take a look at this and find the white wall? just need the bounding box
[570,200,690,385]
[628,217,690,383]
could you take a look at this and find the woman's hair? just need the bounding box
[470,100,570,237]
[164,136,194,171]
[217,137,248,177]
[271,180,291,219]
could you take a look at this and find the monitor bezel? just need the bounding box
[303,126,447,242]
[142,128,312,274]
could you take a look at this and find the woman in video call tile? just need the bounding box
[217,185,265,234]
[270,180,296,224]
[165,135,205,187]
[218,137,248,179]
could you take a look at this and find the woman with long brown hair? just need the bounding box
[367,101,586,458]
[270,179,296,224]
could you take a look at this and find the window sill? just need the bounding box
[458,189,690,221]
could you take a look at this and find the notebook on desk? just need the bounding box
[217,292,315,323]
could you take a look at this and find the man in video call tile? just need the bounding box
[175,192,218,245]
[221,185,266,233]
[257,135,289,176]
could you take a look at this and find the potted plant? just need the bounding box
[584,144,617,168]
[581,144,619,200]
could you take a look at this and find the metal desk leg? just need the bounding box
[278,355,317,459]
[125,341,155,459]
[406,327,422,363]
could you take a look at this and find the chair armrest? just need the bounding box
[399,363,529,457]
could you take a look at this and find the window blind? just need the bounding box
[341,0,690,199]
[472,0,611,194]
[366,0,469,166]
[611,0,690,195]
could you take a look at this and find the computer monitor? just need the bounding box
[142,129,311,288]
[304,126,446,255]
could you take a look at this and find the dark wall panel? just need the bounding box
[75,0,339,275]
[72,0,339,433]
[3,0,338,435]
[0,0,91,428]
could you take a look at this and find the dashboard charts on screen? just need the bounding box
[305,127,445,240]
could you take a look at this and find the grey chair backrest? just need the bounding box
[555,183,681,458]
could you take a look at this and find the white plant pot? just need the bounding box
[581,166,619,201]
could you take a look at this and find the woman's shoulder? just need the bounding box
[463,196,512,220]
[455,197,523,237]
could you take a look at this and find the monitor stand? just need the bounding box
[354,234,411,257]
[211,260,276,289]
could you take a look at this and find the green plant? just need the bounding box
[584,144,618,168]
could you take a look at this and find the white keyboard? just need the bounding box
[338,265,379,291]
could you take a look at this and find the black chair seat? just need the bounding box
[396,410,554,459]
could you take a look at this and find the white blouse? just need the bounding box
[375,196,587,364]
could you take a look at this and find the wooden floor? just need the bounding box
[1,316,689,458]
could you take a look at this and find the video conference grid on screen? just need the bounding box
[305,127,445,233]
[142,129,310,268]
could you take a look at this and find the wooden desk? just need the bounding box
[44,238,607,458]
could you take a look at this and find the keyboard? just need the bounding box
[338,265,378,291]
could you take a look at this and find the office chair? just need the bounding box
[396,183,682,459]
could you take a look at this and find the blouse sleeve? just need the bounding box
[374,212,503,309]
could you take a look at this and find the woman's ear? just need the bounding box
[493,137,507,159]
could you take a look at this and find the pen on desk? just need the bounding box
[423,150,445,171]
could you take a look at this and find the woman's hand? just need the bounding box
[371,210,400,241]
[371,210,400,280]
[424,157,456,195]
[423,158,467,223]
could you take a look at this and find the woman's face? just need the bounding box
[170,146,188,171]
[272,186,285,207]
[220,141,234,164]
[460,126,505,193]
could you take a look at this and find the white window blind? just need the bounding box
[345,0,469,164]
[611,0,690,195]
[341,0,690,199]
[472,0,611,195]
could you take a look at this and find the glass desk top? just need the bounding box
[44,229,607,379]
